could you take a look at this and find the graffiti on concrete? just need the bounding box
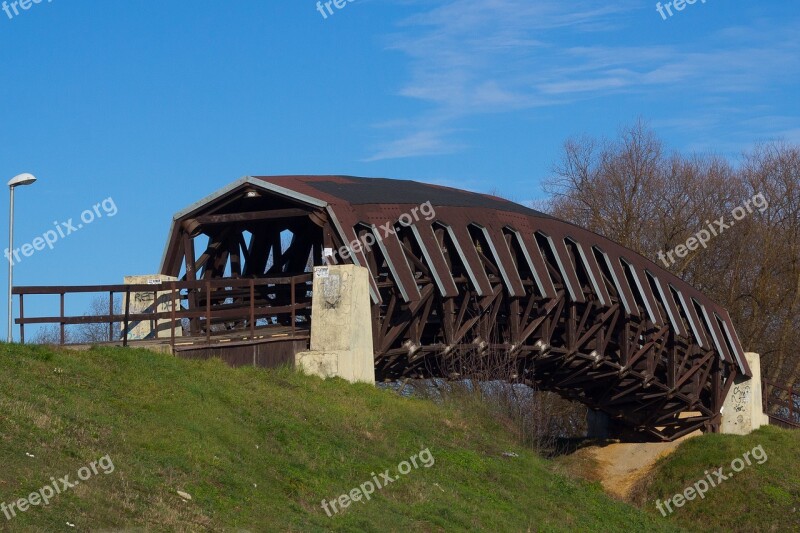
[732,384,751,413]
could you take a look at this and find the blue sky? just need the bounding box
[0,0,798,336]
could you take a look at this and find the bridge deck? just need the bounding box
[64,324,311,368]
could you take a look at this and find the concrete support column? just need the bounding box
[721,352,770,435]
[121,275,180,340]
[294,265,375,384]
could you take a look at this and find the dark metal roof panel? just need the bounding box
[324,206,384,304]
[571,240,612,307]
[597,247,639,317]
[626,262,665,326]
[483,226,526,297]
[648,271,688,337]
[371,226,422,302]
[545,232,586,303]
[697,301,733,364]
[516,232,558,299]
[672,286,711,349]
[446,224,493,296]
[716,310,751,375]
[411,224,459,297]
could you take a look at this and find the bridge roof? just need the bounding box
[255,175,551,217]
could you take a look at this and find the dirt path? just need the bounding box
[570,434,698,500]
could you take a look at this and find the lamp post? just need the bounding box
[7,173,37,343]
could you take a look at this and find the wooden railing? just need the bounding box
[12,275,313,349]
[762,379,799,429]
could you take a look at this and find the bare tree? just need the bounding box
[543,121,800,383]
[733,143,800,381]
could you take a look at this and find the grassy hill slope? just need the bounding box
[0,343,677,532]
[636,424,800,532]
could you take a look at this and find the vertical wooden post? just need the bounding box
[108,291,114,342]
[123,287,130,347]
[322,220,336,264]
[59,292,65,345]
[18,293,24,344]
[711,356,722,433]
[182,232,199,335]
[291,276,296,336]
[249,278,255,339]
[509,298,520,347]
[170,283,176,350]
[152,289,158,339]
[206,280,211,344]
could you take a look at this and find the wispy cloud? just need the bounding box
[365,1,800,160]
[363,127,464,161]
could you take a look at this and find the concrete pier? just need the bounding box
[121,274,180,340]
[294,265,375,384]
[721,352,770,435]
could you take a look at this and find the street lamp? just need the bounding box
[7,173,37,343]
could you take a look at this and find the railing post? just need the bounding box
[19,293,24,345]
[108,290,114,342]
[59,292,65,345]
[123,287,130,347]
[249,278,255,339]
[152,289,158,339]
[206,280,211,344]
[291,275,296,336]
[170,283,176,350]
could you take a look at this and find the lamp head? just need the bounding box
[8,173,37,188]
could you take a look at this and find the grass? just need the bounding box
[635,425,800,532]
[0,343,679,532]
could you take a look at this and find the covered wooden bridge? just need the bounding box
[152,175,752,441]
